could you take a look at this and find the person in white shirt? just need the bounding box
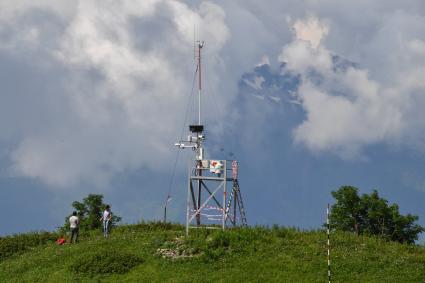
[69,211,79,243]
[100,205,112,238]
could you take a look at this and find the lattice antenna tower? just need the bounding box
[175,41,247,235]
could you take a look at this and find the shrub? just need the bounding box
[0,231,58,260]
[69,250,143,276]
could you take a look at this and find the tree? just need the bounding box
[63,194,121,231]
[330,186,424,244]
[330,186,363,235]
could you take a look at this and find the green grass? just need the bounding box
[0,222,424,282]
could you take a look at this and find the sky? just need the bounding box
[1,0,425,241]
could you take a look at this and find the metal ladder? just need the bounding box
[225,179,247,226]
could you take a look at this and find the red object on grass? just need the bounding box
[56,238,66,245]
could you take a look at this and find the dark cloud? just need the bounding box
[1,1,425,236]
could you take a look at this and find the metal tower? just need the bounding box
[175,41,247,235]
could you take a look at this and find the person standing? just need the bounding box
[69,211,79,243]
[100,205,112,238]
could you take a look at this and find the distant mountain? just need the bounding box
[214,54,358,158]
[331,54,358,72]
[238,54,357,106]
[238,63,301,105]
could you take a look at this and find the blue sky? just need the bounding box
[1,1,425,241]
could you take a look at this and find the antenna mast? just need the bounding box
[197,40,203,125]
[175,41,247,235]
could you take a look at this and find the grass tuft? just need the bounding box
[69,249,143,276]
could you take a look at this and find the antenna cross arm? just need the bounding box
[174,143,198,149]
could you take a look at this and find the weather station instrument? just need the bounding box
[174,41,247,235]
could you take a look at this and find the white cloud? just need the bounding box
[2,1,425,187]
[1,0,231,188]
[279,15,425,158]
[257,55,270,66]
[278,40,332,75]
[292,16,328,49]
[0,0,75,21]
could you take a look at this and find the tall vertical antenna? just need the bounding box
[196,40,204,125]
[175,40,247,236]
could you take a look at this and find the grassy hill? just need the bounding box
[1,222,425,282]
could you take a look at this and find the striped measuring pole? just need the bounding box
[327,203,331,283]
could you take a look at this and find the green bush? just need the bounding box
[0,231,58,260]
[183,228,264,262]
[69,249,143,276]
[207,231,231,249]
[330,186,424,243]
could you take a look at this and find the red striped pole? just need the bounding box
[327,203,331,283]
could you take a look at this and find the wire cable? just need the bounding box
[164,66,199,217]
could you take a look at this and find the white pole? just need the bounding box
[222,160,227,230]
[327,203,331,283]
[186,165,191,236]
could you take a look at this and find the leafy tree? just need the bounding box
[330,186,424,244]
[330,186,363,235]
[63,194,121,231]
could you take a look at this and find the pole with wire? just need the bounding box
[197,40,203,125]
[163,194,172,223]
[327,203,331,283]
[195,40,204,226]
[165,59,198,226]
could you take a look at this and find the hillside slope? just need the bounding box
[1,223,424,282]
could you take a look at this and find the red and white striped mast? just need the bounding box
[197,40,203,126]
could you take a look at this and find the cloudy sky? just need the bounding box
[1,0,425,239]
